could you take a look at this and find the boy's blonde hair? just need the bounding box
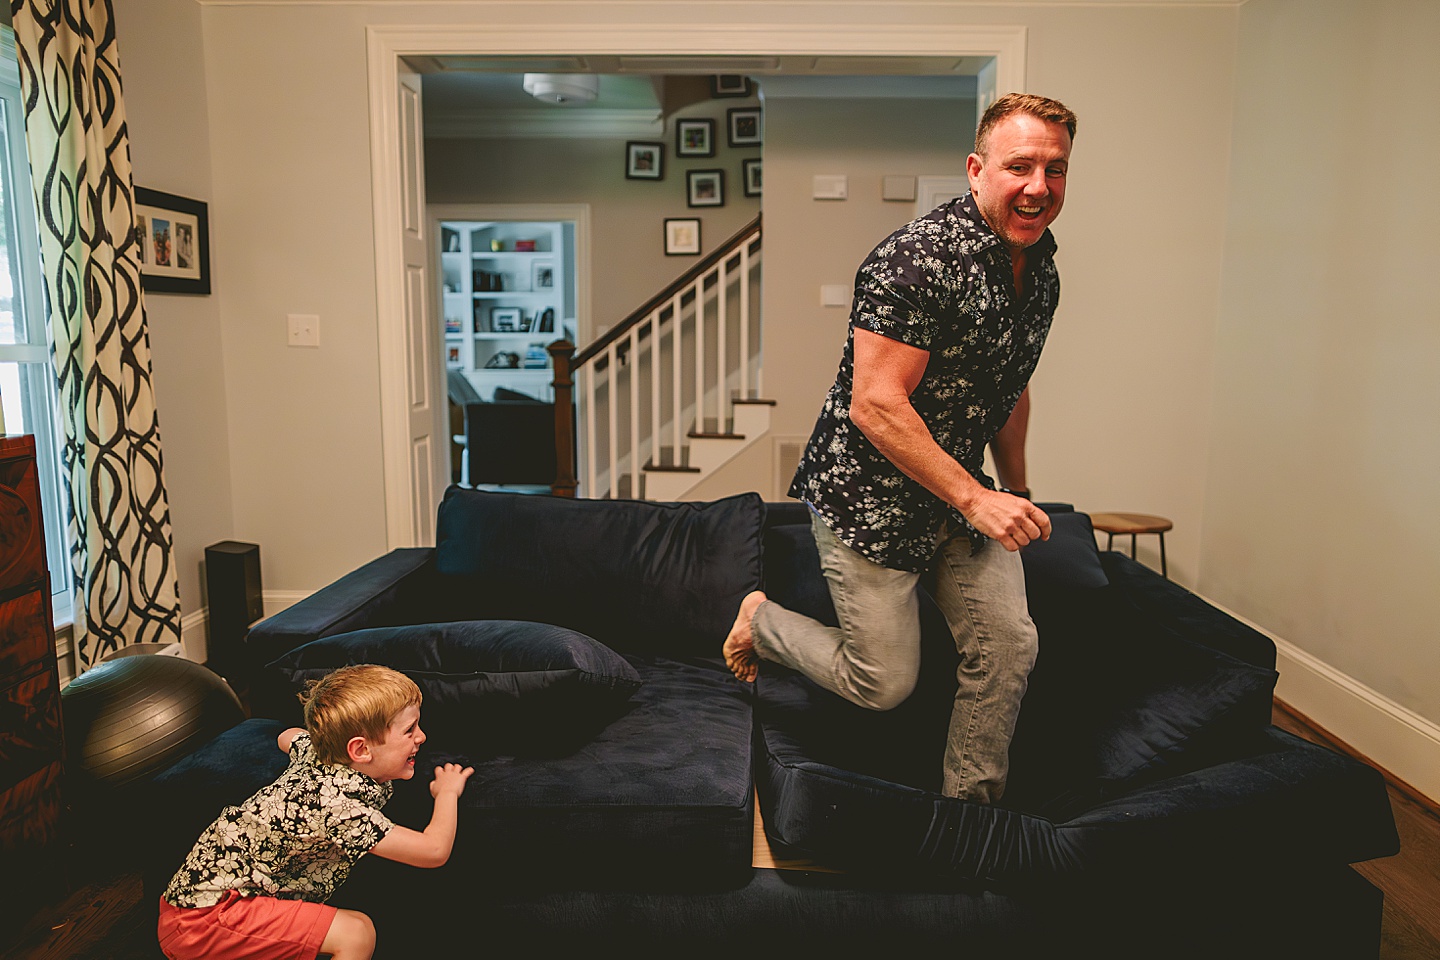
[299,664,422,765]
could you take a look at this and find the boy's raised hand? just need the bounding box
[430,762,475,799]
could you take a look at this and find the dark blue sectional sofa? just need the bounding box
[141,489,1400,958]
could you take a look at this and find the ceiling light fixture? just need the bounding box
[522,73,600,105]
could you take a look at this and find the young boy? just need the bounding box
[157,664,474,960]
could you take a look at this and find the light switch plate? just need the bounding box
[820,284,849,307]
[812,175,848,200]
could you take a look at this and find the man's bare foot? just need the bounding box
[723,590,767,682]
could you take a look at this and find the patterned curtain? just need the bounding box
[11,0,180,669]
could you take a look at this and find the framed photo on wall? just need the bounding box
[134,187,211,294]
[532,260,555,290]
[625,141,664,180]
[664,218,701,256]
[727,107,762,148]
[687,169,724,208]
[675,118,715,158]
[710,75,752,98]
[743,158,762,197]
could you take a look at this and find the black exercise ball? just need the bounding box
[61,652,245,789]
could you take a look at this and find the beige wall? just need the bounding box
[103,2,1440,741]
[1204,0,1440,722]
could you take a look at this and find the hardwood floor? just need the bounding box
[3,699,1436,960]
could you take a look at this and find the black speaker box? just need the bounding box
[205,540,263,680]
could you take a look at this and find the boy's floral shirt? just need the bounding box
[162,732,395,908]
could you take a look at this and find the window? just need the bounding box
[0,28,71,609]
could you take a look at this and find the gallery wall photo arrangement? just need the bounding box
[675,118,715,158]
[727,107,762,148]
[687,169,724,208]
[664,218,700,256]
[133,187,210,294]
[625,141,664,180]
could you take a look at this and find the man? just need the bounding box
[724,93,1077,804]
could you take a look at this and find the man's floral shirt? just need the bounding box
[788,192,1060,572]
[162,732,395,908]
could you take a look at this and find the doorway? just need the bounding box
[367,21,1027,548]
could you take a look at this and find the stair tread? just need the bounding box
[688,431,745,440]
[732,397,777,405]
[644,462,702,473]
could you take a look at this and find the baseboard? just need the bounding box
[1203,595,1440,805]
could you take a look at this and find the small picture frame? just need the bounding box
[687,169,724,208]
[675,118,715,158]
[742,158,762,198]
[710,74,751,99]
[447,345,461,364]
[664,218,701,256]
[134,187,211,294]
[625,141,664,180]
[491,306,522,332]
[727,107,762,148]
[532,260,554,290]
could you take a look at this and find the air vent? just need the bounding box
[617,56,781,73]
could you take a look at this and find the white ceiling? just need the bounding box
[416,55,984,138]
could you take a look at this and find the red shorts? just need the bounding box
[157,891,336,960]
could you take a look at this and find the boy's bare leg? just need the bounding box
[321,908,377,960]
[722,590,767,681]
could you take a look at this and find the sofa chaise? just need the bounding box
[138,489,1400,957]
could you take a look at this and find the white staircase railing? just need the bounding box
[568,218,762,500]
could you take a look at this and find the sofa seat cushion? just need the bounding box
[150,658,754,886]
[388,655,755,881]
[259,620,643,755]
[433,489,764,659]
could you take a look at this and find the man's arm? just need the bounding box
[369,762,474,869]
[849,329,1048,551]
[989,386,1030,497]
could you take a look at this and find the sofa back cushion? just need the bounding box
[262,619,643,755]
[434,489,765,659]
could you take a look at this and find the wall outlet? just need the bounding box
[287,314,320,348]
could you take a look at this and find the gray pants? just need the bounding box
[752,514,1038,802]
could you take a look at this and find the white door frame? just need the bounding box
[367,17,1027,548]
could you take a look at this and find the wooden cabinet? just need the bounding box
[440,219,574,401]
[0,434,64,922]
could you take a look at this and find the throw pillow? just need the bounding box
[433,489,764,659]
[264,620,643,756]
[1019,508,1109,591]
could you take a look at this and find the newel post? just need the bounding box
[548,340,578,498]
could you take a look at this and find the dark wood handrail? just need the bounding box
[572,213,762,369]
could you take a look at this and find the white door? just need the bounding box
[398,63,447,544]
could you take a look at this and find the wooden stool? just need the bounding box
[1090,512,1173,578]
